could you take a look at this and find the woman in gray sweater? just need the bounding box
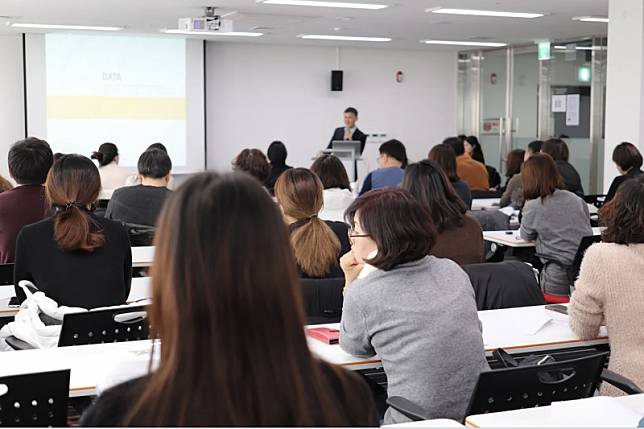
[339,188,487,425]
[519,153,592,297]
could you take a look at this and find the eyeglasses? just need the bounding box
[348,229,369,239]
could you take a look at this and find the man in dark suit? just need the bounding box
[0,137,53,263]
[328,107,368,154]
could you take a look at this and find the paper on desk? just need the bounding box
[498,206,515,217]
[549,396,643,427]
[522,311,553,335]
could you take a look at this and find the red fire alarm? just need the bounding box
[396,70,404,83]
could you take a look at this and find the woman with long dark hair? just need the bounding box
[310,154,355,222]
[465,136,501,189]
[91,142,130,198]
[14,155,131,308]
[428,143,471,209]
[79,172,377,426]
[401,160,484,265]
[499,149,526,208]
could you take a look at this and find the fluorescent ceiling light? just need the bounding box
[573,16,609,23]
[162,29,263,37]
[299,34,391,42]
[10,23,123,31]
[258,0,387,9]
[422,40,507,47]
[554,45,595,51]
[429,8,543,19]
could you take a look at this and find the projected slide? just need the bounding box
[45,34,186,167]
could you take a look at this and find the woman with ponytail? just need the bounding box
[14,155,132,308]
[275,168,350,279]
[91,142,130,199]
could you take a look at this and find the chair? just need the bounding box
[300,278,344,325]
[0,369,70,427]
[387,352,628,421]
[124,222,156,247]
[468,210,511,262]
[463,261,545,310]
[582,194,606,209]
[58,305,150,347]
[0,264,13,286]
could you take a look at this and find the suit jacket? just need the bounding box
[0,185,51,264]
[328,127,367,154]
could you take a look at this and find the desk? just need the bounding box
[472,198,500,211]
[0,277,151,318]
[465,394,644,427]
[483,227,603,248]
[307,306,608,371]
[132,246,154,268]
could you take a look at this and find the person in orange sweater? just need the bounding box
[443,137,489,192]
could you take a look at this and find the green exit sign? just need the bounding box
[538,42,550,61]
[578,66,591,82]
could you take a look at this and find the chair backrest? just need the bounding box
[300,277,344,325]
[124,222,156,247]
[0,264,13,286]
[582,194,606,208]
[0,369,70,427]
[570,235,601,282]
[58,305,150,347]
[466,352,608,416]
[463,261,545,310]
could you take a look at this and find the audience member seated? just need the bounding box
[264,141,292,195]
[465,135,501,189]
[0,175,12,193]
[569,176,644,395]
[520,153,591,298]
[444,137,489,192]
[402,160,484,265]
[91,142,130,199]
[310,154,354,222]
[524,139,543,160]
[106,149,172,226]
[359,139,407,195]
[428,143,471,209]
[0,137,53,264]
[274,168,350,279]
[124,143,172,187]
[14,155,132,308]
[232,148,270,185]
[541,138,585,196]
[79,172,377,427]
[605,142,643,202]
[499,149,525,209]
[339,188,486,424]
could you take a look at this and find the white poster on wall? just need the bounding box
[566,94,580,126]
[552,95,567,112]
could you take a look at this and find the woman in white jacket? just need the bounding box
[311,154,355,223]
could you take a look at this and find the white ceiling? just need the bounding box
[0,0,609,50]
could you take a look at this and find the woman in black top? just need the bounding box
[275,168,350,279]
[264,141,292,195]
[605,142,644,202]
[79,173,377,426]
[542,138,585,196]
[14,155,131,308]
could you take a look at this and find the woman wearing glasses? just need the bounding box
[339,188,486,424]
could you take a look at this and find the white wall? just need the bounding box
[0,35,26,180]
[205,42,457,171]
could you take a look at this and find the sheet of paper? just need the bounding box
[549,396,643,427]
[522,311,553,335]
[566,94,580,126]
[552,94,567,112]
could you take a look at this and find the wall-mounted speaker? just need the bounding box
[331,70,343,91]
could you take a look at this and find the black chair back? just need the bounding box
[58,305,150,347]
[570,235,601,283]
[124,222,156,247]
[300,278,344,325]
[0,264,13,286]
[466,352,608,416]
[0,369,70,427]
[582,194,606,208]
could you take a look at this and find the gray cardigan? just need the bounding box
[339,256,487,424]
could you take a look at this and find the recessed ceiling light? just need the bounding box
[428,8,543,19]
[162,29,263,37]
[299,34,391,42]
[422,40,507,47]
[10,23,123,31]
[572,16,609,23]
[257,0,388,10]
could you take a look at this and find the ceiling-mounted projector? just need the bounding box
[178,6,233,32]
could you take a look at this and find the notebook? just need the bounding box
[307,327,340,345]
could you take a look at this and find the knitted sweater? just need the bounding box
[569,242,644,395]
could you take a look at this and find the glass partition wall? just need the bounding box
[456,38,607,193]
